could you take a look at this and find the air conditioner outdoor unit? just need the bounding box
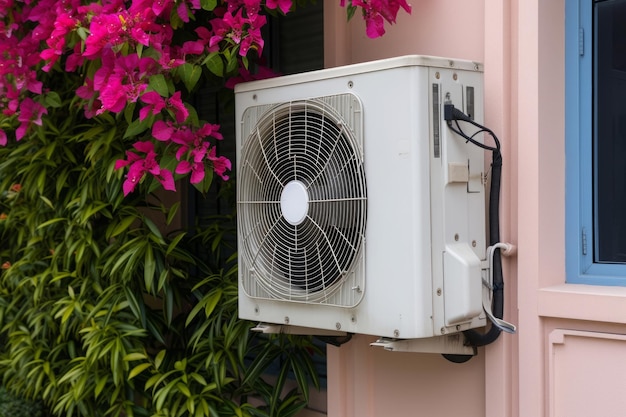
[235,55,488,341]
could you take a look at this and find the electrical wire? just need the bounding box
[444,105,506,350]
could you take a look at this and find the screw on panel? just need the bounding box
[440,327,446,335]
[436,288,442,296]
[336,323,342,330]
[448,60,455,67]
[252,94,257,100]
[284,316,290,324]
[453,73,458,81]
[254,306,260,314]
[348,81,354,88]
[454,233,459,241]
[474,64,480,71]
[393,330,400,338]
[472,240,477,247]
[351,316,357,323]
[435,72,440,79]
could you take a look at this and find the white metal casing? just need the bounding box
[235,55,487,339]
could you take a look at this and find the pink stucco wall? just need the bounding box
[322,1,626,416]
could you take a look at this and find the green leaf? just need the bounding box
[166,232,186,256]
[95,375,108,398]
[124,116,151,139]
[202,53,224,77]
[226,52,239,74]
[149,74,170,97]
[346,2,358,21]
[77,26,89,40]
[185,289,221,326]
[176,382,191,398]
[193,168,213,194]
[178,63,202,92]
[143,216,164,243]
[200,0,217,10]
[154,350,166,370]
[124,352,148,362]
[128,363,152,380]
[106,216,137,239]
[124,102,137,124]
[45,91,63,108]
[166,201,180,226]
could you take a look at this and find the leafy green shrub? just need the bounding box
[0,75,320,417]
[0,386,44,417]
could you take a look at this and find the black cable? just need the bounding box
[444,104,505,349]
[463,149,503,347]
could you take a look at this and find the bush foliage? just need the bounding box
[0,78,321,417]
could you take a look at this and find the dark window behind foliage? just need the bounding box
[188,1,327,388]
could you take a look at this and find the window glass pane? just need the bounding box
[594,0,626,262]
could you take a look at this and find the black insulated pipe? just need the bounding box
[463,149,503,347]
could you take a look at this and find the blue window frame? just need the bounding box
[566,0,626,285]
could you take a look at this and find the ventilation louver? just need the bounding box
[238,96,366,307]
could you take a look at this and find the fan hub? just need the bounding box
[280,180,309,226]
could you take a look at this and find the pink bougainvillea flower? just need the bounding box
[152,120,175,141]
[365,13,385,38]
[16,98,47,140]
[240,14,265,56]
[350,0,411,38]
[151,0,174,17]
[244,0,261,18]
[182,40,205,55]
[207,147,231,180]
[175,146,207,184]
[95,53,154,114]
[0,129,6,147]
[115,141,175,195]
[266,0,292,14]
[225,62,279,88]
[65,43,85,72]
[197,122,223,140]
[167,91,188,123]
[98,77,128,114]
[139,91,166,120]
[83,14,124,58]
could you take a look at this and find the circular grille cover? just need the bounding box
[238,98,367,303]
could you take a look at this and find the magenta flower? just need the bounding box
[175,145,207,184]
[139,91,166,120]
[241,14,265,56]
[115,141,175,195]
[207,147,231,180]
[0,129,6,146]
[98,78,128,114]
[167,91,188,124]
[152,120,175,141]
[350,0,411,38]
[15,98,47,140]
[94,52,155,114]
[83,14,124,59]
[244,0,261,18]
[225,62,278,88]
[266,0,292,14]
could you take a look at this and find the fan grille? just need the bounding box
[238,95,366,306]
